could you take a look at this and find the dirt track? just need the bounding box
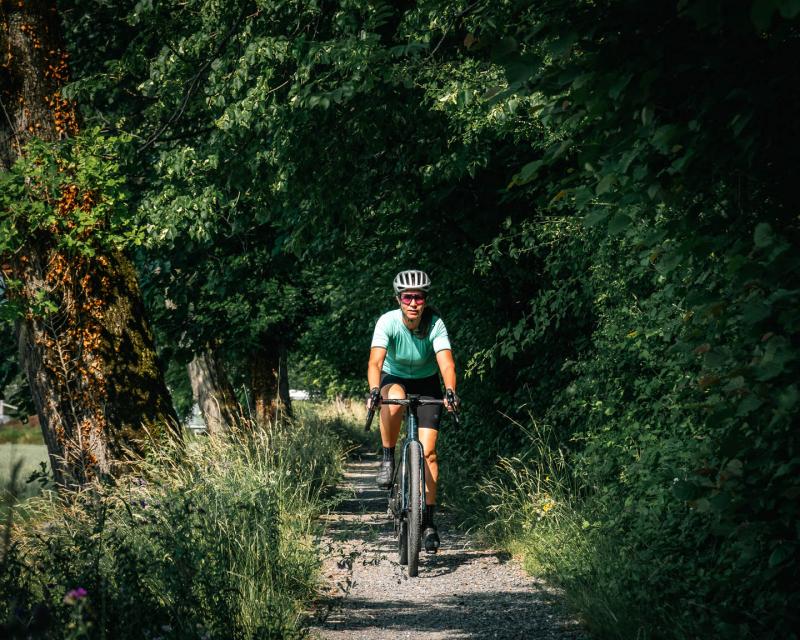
[308,452,586,639]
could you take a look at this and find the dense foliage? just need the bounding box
[1,0,797,637]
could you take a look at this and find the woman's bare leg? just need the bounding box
[418,427,439,506]
[379,383,406,447]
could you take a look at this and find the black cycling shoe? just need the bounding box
[376,458,394,488]
[423,525,440,554]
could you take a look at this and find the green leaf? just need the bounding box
[503,54,541,85]
[777,385,798,411]
[517,160,543,183]
[737,395,763,416]
[596,174,616,195]
[703,350,726,368]
[709,493,730,512]
[607,213,632,235]
[768,545,791,568]
[492,36,518,60]
[608,74,633,100]
[754,222,774,248]
[722,376,745,392]
[584,209,610,227]
[573,185,594,208]
[547,32,578,58]
[672,480,697,501]
[652,124,680,153]
[741,301,771,324]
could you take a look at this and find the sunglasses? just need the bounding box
[399,293,426,304]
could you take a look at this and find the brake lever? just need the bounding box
[445,389,460,426]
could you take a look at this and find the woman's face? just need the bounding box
[397,289,426,322]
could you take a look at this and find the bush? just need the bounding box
[0,414,346,639]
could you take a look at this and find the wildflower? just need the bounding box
[63,587,88,605]
[542,500,555,513]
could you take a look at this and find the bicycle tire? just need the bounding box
[398,520,408,565]
[406,441,423,577]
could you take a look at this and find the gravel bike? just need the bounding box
[365,391,459,577]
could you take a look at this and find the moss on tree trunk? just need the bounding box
[1,0,178,486]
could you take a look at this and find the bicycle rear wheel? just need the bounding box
[406,441,423,577]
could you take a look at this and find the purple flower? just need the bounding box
[63,587,88,604]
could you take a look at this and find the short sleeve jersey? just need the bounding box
[370,309,451,379]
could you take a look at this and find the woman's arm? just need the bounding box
[435,349,456,392]
[368,347,387,390]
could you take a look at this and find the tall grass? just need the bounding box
[473,418,700,639]
[1,410,348,639]
[463,419,622,637]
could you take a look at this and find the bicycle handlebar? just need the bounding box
[364,394,460,431]
[380,398,447,406]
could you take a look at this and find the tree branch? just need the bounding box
[138,7,250,154]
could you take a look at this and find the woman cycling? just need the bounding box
[366,269,458,553]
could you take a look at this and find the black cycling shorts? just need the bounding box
[380,373,443,430]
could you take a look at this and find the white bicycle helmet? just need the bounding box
[393,270,431,294]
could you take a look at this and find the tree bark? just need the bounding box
[249,334,292,426]
[277,340,292,419]
[187,346,241,435]
[1,0,178,486]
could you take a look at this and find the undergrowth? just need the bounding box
[0,407,351,639]
[467,413,798,640]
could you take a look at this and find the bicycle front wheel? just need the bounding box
[406,441,423,577]
[392,480,408,566]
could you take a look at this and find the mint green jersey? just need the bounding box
[370,309,451,379]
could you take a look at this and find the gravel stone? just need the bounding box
[308,453,587,639]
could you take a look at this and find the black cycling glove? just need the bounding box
[445,388,460,412]
[367,387,381,411]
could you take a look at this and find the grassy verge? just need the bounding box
[0,419,44,445]
[0,407,353,639]
[452,419,757,640]
[442,420,619,638]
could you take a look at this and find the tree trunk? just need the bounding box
[249,334,292,426]
[277,340,292,419]
[1,0,178,486]
[187,346,241,435]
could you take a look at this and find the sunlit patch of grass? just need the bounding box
[0,420,44,445]
[0,443,48,506]
[295,397,379,453]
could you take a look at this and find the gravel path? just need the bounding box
[308,452,586,639]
